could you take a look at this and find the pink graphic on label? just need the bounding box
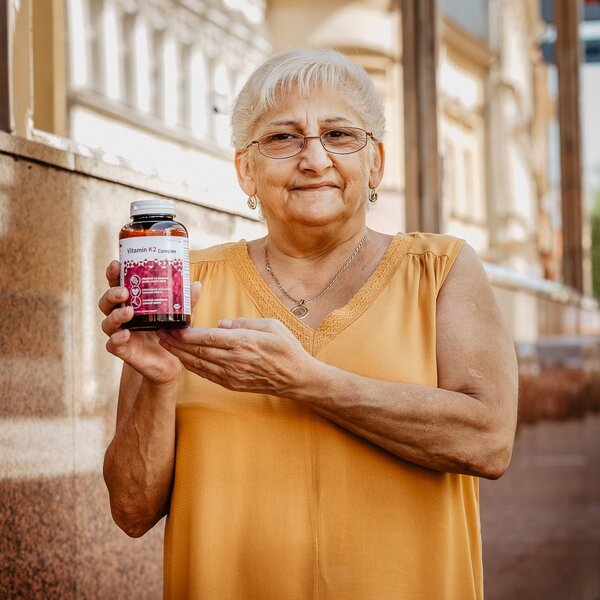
[122,258,185,315]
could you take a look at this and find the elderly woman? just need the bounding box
[100,49,518,599]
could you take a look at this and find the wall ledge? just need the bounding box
[0,130,259,222]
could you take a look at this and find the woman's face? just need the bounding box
[235,86,384,233]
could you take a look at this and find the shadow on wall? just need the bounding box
[517,335,600,423]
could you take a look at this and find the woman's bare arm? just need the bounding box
[103,367,178,537]
[157,245,518,478]
[99,261,189,537]
[287,244,518,478]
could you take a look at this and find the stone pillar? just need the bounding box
[0,0,9,131]
[32,0,67,136]
[555,0,584,292]
[401,0,441,233]
[1,0,34,136]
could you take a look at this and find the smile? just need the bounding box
[293,184,337,191]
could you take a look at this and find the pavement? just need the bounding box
[480,412,600,600]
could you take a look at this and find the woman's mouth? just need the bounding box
[293,183,337,191]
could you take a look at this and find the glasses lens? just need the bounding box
[321,128,367,154]
[258,133,304,158]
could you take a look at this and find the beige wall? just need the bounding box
[266,0,406,234]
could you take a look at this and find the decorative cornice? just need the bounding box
[440,95,483,128]
[441,15,497,70]
[120,0,269,52]
[69,89,234,161]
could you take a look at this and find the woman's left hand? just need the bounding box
[157,318,316,396]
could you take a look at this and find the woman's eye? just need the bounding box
[325,129,350,139]
[265,133,296,142]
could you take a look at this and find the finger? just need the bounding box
[105,328,131,357]
[158,338,232,385]
[106,260,121,287]
[217,317,284,334]
[159,334,231,363]
[101,306,134,335]
[160,327,236,350]
[157,333,224,359]
[98,286,129,316]
[190,281,202,310]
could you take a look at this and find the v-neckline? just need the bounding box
[223,233,414,354]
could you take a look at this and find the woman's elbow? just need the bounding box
[476,430,515,480]
[471,391,517,479]
[478,449,512,480]
[109,503,160,538]
[103,460,165,537]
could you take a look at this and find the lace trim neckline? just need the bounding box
[224,233,414,354]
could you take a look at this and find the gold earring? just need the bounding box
[368,188,378,203]
[247,195,258,210]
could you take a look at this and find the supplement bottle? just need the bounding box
[119,199,191,330]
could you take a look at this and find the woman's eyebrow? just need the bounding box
[266,119,300,128]
[265,116,355,129]
[322,117,354,125]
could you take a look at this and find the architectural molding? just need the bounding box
[441,14,497,71]
[333,46,398,76]
[0,129,256,222]
[441,95,482,130]
[69,89,233,161]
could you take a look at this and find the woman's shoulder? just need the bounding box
[190,240,244,265]
[403,232,465,258]
[395,232,467,291]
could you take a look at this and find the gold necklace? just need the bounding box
[264,232,369,320]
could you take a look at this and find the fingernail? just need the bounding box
[218,319,232,328]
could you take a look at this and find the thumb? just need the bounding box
[190,281,202,310]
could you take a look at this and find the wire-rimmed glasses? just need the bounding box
[246,127,375,159]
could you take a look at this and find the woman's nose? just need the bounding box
[298,136,333,173]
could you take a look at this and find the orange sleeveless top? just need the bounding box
[163,232,482,599]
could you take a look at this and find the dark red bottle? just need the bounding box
[119,199,191,330]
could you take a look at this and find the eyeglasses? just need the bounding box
[246,127,375,159]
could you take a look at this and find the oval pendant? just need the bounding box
[291,304,309,319]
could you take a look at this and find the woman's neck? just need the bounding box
[245,227,394,330]
[264,222,369,263]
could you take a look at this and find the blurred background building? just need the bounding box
[1,0,599,598]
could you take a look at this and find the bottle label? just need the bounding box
[119,236,191,316]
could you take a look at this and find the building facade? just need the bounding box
[41,0,563,281]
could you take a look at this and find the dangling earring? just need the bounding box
[368,188,378,204]
[247,195,258,210]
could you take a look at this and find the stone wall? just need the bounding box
[0,132,263,598]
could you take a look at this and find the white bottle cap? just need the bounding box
[130,199,176,217]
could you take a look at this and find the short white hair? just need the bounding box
[231,49,386,151]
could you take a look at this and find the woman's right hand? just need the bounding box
[98,260,184,385]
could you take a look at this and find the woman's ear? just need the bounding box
[368,141,385,189]
[234,150,257,196]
